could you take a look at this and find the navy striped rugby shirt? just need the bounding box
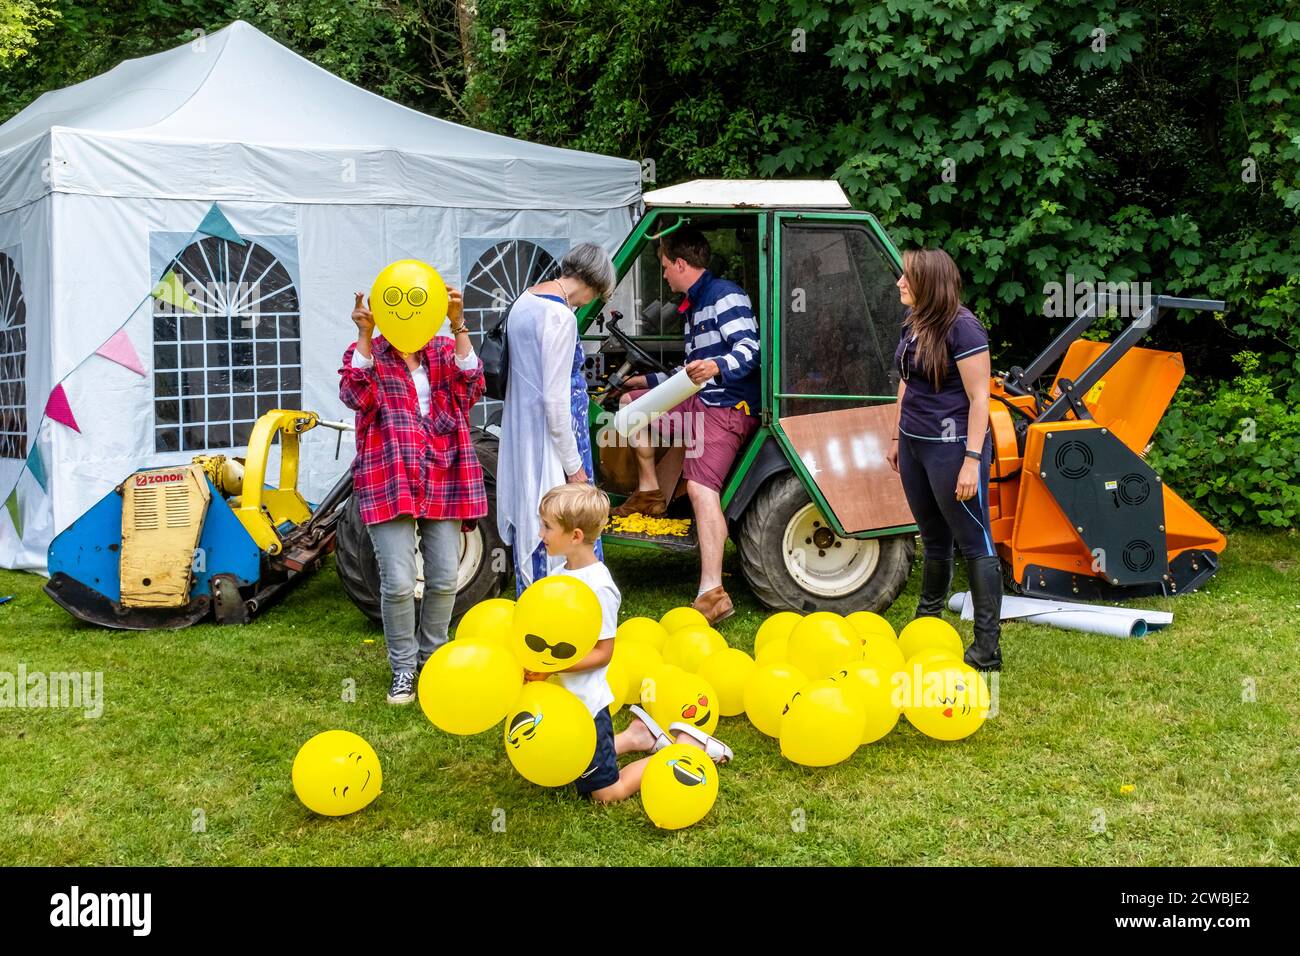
[645,270,761,415]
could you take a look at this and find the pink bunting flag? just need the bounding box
[45,383,81,433]
[95,329,146,377]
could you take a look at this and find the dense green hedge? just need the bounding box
[2,1,1296,527]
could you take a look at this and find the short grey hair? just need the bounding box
[560,242,616,301]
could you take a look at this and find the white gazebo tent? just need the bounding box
[0,19,641,570]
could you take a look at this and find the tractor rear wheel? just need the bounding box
[737,471,914,613]
[334,435,511,623]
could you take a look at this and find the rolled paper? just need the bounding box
[612,367,704,439]
[947,592,1173,638]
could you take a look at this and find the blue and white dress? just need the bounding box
[496,291,603,596]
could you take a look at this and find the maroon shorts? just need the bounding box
[624,390,760,494]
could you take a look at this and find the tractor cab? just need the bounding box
[575,180,919,612]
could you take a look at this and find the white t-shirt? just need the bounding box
[550,560,620,716]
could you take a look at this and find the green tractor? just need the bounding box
[336,180,918,618]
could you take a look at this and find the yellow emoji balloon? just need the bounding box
[846,610,897,643]
[291,730,383,817]
[455,597,515,647]
[504,682,596,786]
[609,638,663,708]
[511,575,602,672]
[697,647,757,717]
[754,611,801,657]
[828,662,902,744]
[902,659,990,741]
[644,668,719,737]
[898,616,964,663]
[369,259,448,353]
[755,633,789,665]
[659,606,709,633]
[662,624,726,673]
[743,661,807,737]
[640,743,719,830]
[419,640,522,735]
[787,612,862,680]
[616,616,670,651]
[779,679,867,767]
[861,630,906,677]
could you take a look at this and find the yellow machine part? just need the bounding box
[119,464,211,608]
[223,410,318,555]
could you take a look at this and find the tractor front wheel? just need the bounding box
[738,472,914,613]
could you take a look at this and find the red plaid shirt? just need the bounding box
[339,335,487,527]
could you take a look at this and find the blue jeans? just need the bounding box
[365,516,462,675]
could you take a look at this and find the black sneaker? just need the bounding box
[387,671,416,705]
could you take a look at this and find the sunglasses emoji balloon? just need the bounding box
[639,743,719,830]
[510,576,602,673]
[291,730,383,817]
[369,259,449,353]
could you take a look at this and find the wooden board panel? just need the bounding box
[778,405,915,534]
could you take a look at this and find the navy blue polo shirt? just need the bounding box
[894,306,989,440]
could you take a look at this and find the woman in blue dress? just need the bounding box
[496,243,617,594]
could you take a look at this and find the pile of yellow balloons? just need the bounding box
[738,608,990,765]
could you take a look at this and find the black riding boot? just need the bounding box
[963,555,1003,671]
[914,558,953,619]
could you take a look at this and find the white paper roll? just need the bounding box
[947,593,1172,638]
[612,368,704,439]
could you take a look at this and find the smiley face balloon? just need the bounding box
[504,681,596,786]
[510,575,602,673]
[902,660,990,741]
[291,730,383,817]
[640,743,719,829]
[369,259,449,353]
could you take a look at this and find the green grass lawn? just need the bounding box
[1,530,1297,866]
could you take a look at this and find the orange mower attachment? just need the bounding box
[984,294,1226,601]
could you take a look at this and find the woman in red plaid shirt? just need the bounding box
[339,286,486,704]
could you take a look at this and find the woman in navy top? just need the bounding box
[886,249,1002,671]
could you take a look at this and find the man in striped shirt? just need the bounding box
[611,227,761,624]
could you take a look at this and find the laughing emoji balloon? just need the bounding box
[291,730,383,817]
[639,743,719,829]
[503,681,596,787]
[369,259,449,353]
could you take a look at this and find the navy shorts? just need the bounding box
[575,707,620,797]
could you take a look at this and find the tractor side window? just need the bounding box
[779,224,904,417]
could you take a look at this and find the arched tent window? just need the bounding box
[461,238,566,429]
[0,249,26,460]
[153,236,301,452]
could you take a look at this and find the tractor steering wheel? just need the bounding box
[603,312,672,378]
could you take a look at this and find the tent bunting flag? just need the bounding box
[25,444,47,493]
[4,488,20,539]
[44,384,80,433]
[95,329,146,377]
[197,202,245,245]
[150,269,199,314]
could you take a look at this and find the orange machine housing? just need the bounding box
[987,341,1225,596]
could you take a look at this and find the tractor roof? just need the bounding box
[642,179,852,209]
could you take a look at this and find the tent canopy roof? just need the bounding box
[0,20,640,210]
